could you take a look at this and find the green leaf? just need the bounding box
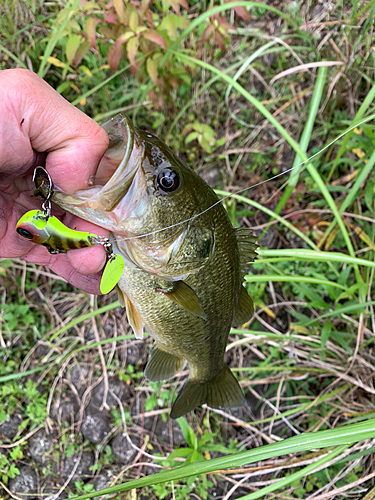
[72,40,91,67]
[320,321,332,349]
[168,448,193,460]
[185,131,199,144]
[114,0,125,23]
[197,433,215,448]
[177,418,197,449]
[127,36,139,65]
[161,14,190,39]
[198,135,212,153]
[119,30,135,43]
[10,446,23,461]
[129,9,139,32]
[365,180,375,211]
[65,34,82,66]
[147,58,158,85]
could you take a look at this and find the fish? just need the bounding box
[33,114,258,418]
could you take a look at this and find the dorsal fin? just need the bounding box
[235,227,258,275]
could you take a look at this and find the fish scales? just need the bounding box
[34,114,257,418]
[115,199,239,381]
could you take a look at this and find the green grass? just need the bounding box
[1,1,375,499]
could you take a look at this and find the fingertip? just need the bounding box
[67,245,107,275]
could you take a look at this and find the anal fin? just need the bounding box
[232,285,254,327]
[170,364,244,419]
[144,345,183,382]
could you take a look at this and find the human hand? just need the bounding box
[0,69,110,294]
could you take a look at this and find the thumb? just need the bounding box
[0,68,109,191]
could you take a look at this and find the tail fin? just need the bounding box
[170,365,244,419]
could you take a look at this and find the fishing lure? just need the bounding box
[16,209,99,255]
[16,209,125,294]
[17,165,125,294]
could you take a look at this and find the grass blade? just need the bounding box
[319,148,375,248]
[215,190,319,251]
[0,43,27,68]
[236,444,349,500]
[274,66,327,214]
[257,249,375,269]
[176,52,357,263]
[69,418,375,500]
[38,0,81,78]
[245,275,347,290]
[329,81,375,178]
[49,301,120,342]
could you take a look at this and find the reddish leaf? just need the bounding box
[104,12,118,25]
[145,8,154,26]
[129,62,138,76]
[86,17,101,49]
[127,36,139,65]
[169,76,178,89]
[107,37,127,71]
[225,0,250,21]
[216,15,235,31]
[214,31,226,51]
[142,29,166,49]
[165,0,188,13]
[234,6,251,21]
[202,24,213,39]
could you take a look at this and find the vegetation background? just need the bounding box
[1,0,375,499]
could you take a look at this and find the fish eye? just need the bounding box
[156,169,180,193]
[17,227,34,240]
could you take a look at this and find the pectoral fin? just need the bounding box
[232,285,254,327]
[144,345,183,382]
[156,281,206,320]
[124,295,144,339]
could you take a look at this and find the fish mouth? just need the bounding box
[49,114,146,229]
[94,114,141,212]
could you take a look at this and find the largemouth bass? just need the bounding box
[35,114,258,418]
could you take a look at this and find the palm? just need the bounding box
[0,166,106,294]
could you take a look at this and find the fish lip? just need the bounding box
[95,114,140,212]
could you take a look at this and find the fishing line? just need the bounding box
[102,112,375,243]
